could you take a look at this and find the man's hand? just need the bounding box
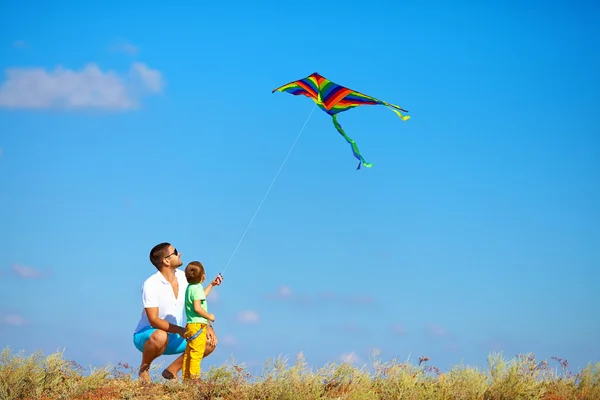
[203,325,218,357]
[206,326,218,347]
[208,313,215,322]
[176,325,186,337]
[146,307,186,337]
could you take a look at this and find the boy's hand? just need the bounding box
[208,313,215,322]
[211,273,224,286]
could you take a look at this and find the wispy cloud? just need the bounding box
[12,40,28,49]
[351,295,375,305]
[1,314,26,326]
[480,338,508,352]
[11,264,48,279]
[109,41,139,55]
[319,322,369,337]
[131,63,163,92]
[237,310,259,324]
[0,62,165,110]
[208,289,220,303]
[317,291,375,306]
[278,285,292,297]
[265,285,293,300]
[266,285,376,308]
[91,349,120,365]
[425,322,449,337]
[220,334,237,347]
[445,342,459,352]
[391,324,406,336]
[341,323,365,335]
[422,322,458,352]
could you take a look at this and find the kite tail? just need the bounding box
[332,114,372,170]
[385,105,411,121]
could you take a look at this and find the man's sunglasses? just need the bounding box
[164,248,179,259]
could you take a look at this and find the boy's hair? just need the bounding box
[185,261,205,284]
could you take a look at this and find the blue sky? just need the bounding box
[1,0,599,378]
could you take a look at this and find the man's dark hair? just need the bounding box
[185,261,205,284]
[150,242,171,270]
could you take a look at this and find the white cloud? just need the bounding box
[0,62,165,110]
[12,264,46,279]
[131,63,164,92]
[237,310,259,324]
[278,285,292,297]
[1,314,26,326]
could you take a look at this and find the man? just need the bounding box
[133,242,222,381]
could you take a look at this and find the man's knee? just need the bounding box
[146,329,168,351]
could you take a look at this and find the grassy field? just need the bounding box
[1,347,598,399]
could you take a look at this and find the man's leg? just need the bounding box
[162,354,184,380]
[160,331,188,379]
[138,329,168,381]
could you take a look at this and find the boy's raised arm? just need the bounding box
[204,273,223,296]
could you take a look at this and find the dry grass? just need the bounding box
[1,346,598,399]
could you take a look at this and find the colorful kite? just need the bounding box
[272,72,410,169]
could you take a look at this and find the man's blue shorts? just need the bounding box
[133,326,187,355]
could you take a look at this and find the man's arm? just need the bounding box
[141,279,185,336]
[145,307,185,336]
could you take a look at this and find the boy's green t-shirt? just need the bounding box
[185,283,208,324]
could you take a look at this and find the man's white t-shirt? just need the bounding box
[134,269,188,333]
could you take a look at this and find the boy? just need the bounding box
[182,261,221,380]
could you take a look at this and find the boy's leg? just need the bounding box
[182,323,207,381]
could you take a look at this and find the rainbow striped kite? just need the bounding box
[272,72,410,169]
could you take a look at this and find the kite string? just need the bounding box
[220,103,317,276]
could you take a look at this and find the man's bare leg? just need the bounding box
[161,354,184,380]
[139,330,168,381]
